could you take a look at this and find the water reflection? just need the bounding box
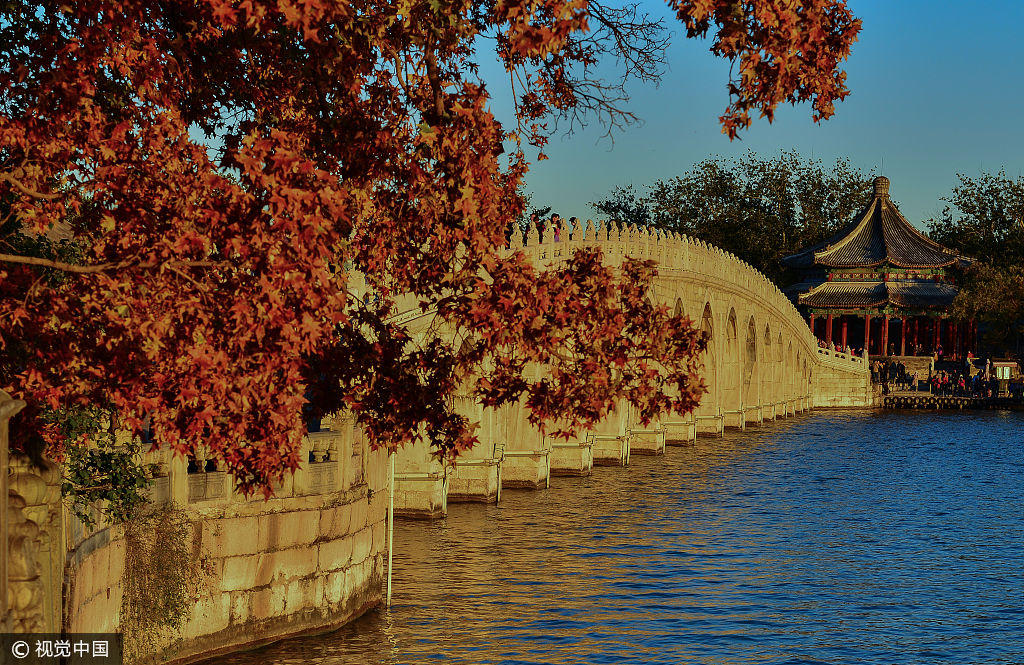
[210,410,1024,665]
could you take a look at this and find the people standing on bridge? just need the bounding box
[550,213,562,243]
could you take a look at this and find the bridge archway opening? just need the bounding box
[696,303,718,421]
[721,308,742,413]
[742,316,758,409]
[762,323,776,406]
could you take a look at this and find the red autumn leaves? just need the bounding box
[0,0,858,494]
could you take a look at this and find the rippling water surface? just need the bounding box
[212,410,1024,664]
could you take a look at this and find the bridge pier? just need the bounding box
[550,440,594,476]
[696,410,725,437]
[590,433,630,466]
[662,416,697,445]
[501,448,551,489]
[394,439,449,518]
[447,444,503,504]
[722,408,745,430]
[743,405,763,427]
[628,426,666,455]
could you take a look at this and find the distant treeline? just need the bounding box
[584,152,1024,354]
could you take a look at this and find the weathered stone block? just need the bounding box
[318,503,352,541]
[220,555,259,591]
[251,584,286,618]
[229,591,250,625]
[186,591,231,637]
[107,540,126,583]
[258,510,319,552]
[368,489,387,524]
[254,548,317,586]
[317,537,353,572]
[351,527,372,564]
[283,579,312,613]
[371,520,387,556]
[349,497,369,532]
[312,574,326,607]
[202,516,260,558]
[324,570,345,606]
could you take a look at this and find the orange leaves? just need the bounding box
[672,0,860,138]
[0,0,855,494]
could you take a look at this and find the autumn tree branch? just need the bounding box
[1,172,63,200]
[0,253,223,274]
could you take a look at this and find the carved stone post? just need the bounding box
[1,389,26,632]
[3,391,63,634]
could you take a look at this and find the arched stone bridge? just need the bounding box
[0,223,871,662]
[392,221,872,517]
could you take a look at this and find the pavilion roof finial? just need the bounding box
[873,176,890,198]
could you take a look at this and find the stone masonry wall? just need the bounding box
[63,423,389,665]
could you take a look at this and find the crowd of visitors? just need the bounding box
[871,359,918,394]
[871,356,1010,398]
[529,212,581,242]
[817,339,863,356]
[926,370,1000,397]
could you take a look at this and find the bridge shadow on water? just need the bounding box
[207,409,1024,665]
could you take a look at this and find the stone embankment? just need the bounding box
[1,395,389,665]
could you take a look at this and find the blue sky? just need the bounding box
[481,0,1024,228]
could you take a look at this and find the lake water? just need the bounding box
[211,410,1024,664]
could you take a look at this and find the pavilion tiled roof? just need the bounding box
[798,280,958,310]
[784,176,961,269]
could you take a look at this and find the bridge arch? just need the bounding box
[762,323,775,407]
[742,315,758,411]
[696,302,718,422]
[721,308,742,414]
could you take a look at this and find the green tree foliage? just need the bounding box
[591,151,873,283]
[928,171,1024,353]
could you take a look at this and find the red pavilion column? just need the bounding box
[841,319,848,350]
[864,313,872,355]
[934,318,941,355]
[882,314,890,356]
[826,313,833,346]
[900,316,907,356]
[809,313,816,339]
[946,320,955,358]
[911,318,919,354]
